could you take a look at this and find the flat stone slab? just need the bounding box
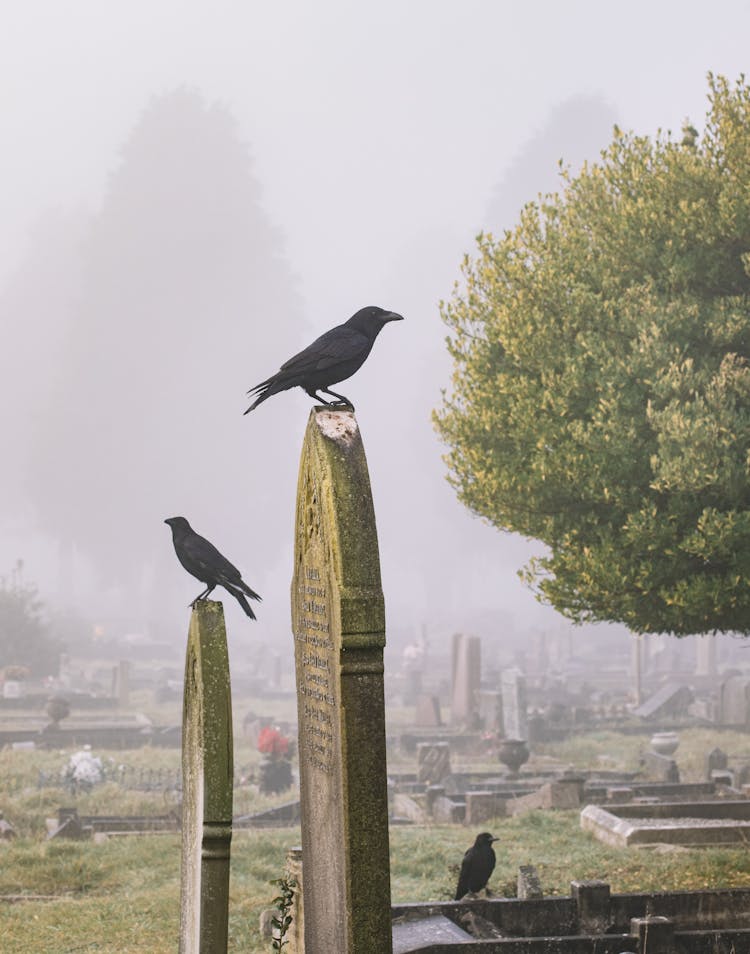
[582,801,750,847]
[392,915,473,952]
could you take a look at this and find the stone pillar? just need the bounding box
[500,667,528,741]
[114,659,130,706]
[179,602,233,954]
[696,634,717,677]
[451,633,481,726]
[571,880,611,934]
[292,409,392,954]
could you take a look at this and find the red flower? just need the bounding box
[257,726,290,756]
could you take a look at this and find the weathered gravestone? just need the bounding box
[292,409,392,954]
[500,667,528,741]
[450,633,481,726]
[416,741,451,784]
[720,675,750,726]
[179,602,233,954]
[414,693,442,727]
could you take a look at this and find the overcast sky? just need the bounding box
[1,1,748,657]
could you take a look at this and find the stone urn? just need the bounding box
[650,731,679,756]
[45,695,71,728]
[497,738,530,775]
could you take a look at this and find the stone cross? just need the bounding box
[292,408,392,954]
[179,601,233,954]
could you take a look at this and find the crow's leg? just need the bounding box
[189,584,216,608]
[304,388,334,405]
[321,388,354,410]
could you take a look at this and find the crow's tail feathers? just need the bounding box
[243,376,277,414]
[223,582,258,620]
[243,373,298,414]
[239,580,262,603]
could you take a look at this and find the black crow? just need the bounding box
[244,305,404,413]
[164,516,261,619]
[455,832,498,900]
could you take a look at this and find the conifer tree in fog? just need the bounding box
[29,89,302,599]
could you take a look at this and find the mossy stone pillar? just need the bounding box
[292,408,392,954]
[179,601,233,954]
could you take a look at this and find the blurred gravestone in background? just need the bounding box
[450,633,480,728]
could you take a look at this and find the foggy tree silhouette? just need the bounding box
[0,209,87,511]
[28,89,303,607]
[485,95,617,231]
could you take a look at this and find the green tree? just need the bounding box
[0,563,63,675]
[435,75,750,636]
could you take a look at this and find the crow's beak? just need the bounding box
[386,311,405,322]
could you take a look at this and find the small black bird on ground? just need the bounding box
[455,832,498,900]
[244,305,404,413]
[164,516,261,619]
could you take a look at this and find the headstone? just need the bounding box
[634,682,693,720]
[477,690,502,732]
[402,669,423,706]
[450,633,481,726]
[517,865,543,899]
[113,659,130,706]
[695,635,717,677]
[705,747,728,780]
[414,694,442,727]
[571,880,611,934]
[720,675,750,726]
[179,602,233,954]
[641,749,679,783]
[292,409,392,954]
[416,742,451,784]
[500,668,528,741]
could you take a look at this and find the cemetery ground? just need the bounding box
[4,727,750,952]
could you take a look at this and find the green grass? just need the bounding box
[4,728,750,951]
[3,812,750,952]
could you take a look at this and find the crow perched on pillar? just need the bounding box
[455,832,498,900]
[164,517,261,619]
[244,305,404,413]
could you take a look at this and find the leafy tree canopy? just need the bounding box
[435,75,750,636]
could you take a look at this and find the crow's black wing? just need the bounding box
[182,532,243,585]
[244,324,372,411]
[276,325,370,376]
[454,849,474,900]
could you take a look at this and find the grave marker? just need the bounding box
[450,633,481,726]
[292,408,392,954]
[179,602,233,954]
[500,667,528,741]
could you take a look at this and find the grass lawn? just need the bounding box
[3,811,750,953]
[3,728,750,951]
